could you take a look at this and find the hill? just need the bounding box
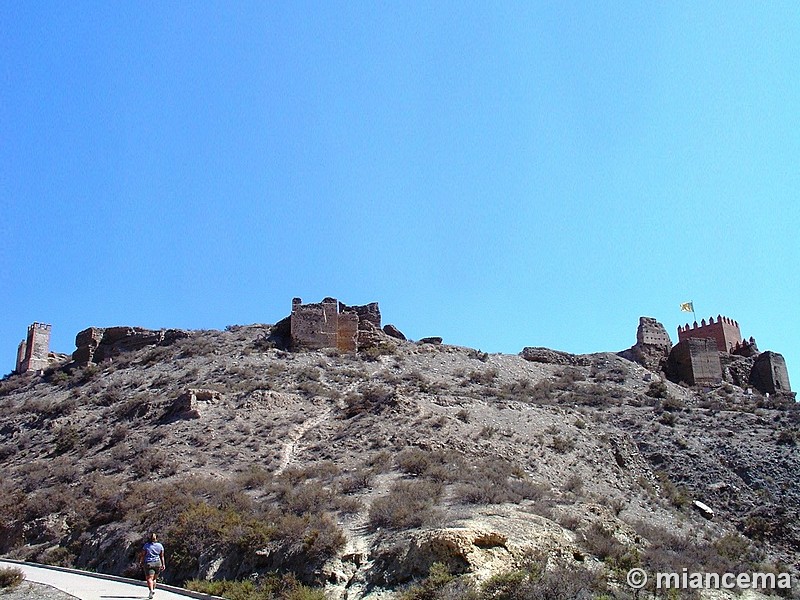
[1,322,798,599]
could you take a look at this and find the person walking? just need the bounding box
[140,533,165,599]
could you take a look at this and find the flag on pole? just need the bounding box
[680,302,694,312]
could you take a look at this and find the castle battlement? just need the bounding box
[677,314,742,353]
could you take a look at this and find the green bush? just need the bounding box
[655,472,690,508]
[54,424,80,454]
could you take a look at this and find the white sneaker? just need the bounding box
[148,592,154,599]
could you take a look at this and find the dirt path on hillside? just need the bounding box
[274,407,332,475]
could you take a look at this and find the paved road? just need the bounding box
[0,561,215,600]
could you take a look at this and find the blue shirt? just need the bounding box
[143,542,164,564]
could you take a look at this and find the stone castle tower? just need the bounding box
[16,322,51,373]
[677,315,741,353]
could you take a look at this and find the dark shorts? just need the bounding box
[145,562,162,576]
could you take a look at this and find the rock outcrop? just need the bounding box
[167,388,223,419]
[521,347,589,366]
[72,326,188,364]
[383,324,407,341]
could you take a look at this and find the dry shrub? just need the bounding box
[0,567,25,589]
[339,470,373,494]
[462,458,540,504]
[343,383,396,417]
[479,559,606,600]
[496,378,533,402]
[582,522,628,563]
[396,448,466,482]
[555,368,586,387]
[467,368,498,385]
[369,479,443,529]
[282,481,334,515]
[0,375,29,397]
[188,573,326,600]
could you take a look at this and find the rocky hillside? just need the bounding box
[0,323,798,599]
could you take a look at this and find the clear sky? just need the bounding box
[2,2,798,389]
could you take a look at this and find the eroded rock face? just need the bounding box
[373,528,512,586]
[403,529,505,577]
[72,326,188,364]
[721,353,756,389]
[370,509,601,590]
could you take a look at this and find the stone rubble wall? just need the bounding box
[72,326,188,364]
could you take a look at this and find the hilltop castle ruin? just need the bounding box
[677,316,744,354]
[289,297,382,352]
[15,322,52,373]
[9,301,793,399]
[622,315,792,395]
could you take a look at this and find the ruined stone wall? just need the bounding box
[16,323,51,373]
[289,298,340,350]
[618,316,672,373]
[339,301,381,329]
[720,353,755,389]
[637,317,672,348]
[289,297,382,352]
[337,313,359,352]
[678,316,741,353]
[750,351,792,394]
[667,338,722,386]
[732,337,759,358]
[16,340,27,374]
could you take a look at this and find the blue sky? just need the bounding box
[2,2,798,389]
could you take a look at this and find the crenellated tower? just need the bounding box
[677,315,742,353]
